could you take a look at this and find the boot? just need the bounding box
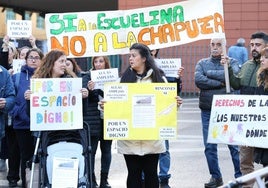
[160,179,171,188]
[100,172,111,188]
[92,173,99,188]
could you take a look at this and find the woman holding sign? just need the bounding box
[99,43,182,188]
[255,46,268,181]
[82,56,112,188]
[24,49,89,187]
[26,50,89,100]
[10,48,44,188]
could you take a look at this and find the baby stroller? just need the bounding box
[31,121,92,188]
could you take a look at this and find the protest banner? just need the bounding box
[7,20,32,38]
[30,78,83,131]
[45,0,224,57]
[103,83,177,140]
[208,95,268,148]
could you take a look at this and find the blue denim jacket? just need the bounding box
[0,65,15,139]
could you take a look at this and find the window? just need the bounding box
[25,12,31,20]
[36,14,45,29]
[6,9,15,22]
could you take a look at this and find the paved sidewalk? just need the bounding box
[0,98,263,187]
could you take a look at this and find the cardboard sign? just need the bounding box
[208,95,268,148]
[30,78,83,131]
[104,83,177,140]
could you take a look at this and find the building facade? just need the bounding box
[0,0,267,96]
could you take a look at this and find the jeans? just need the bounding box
[201,110,242,179]
[158,140,171,183]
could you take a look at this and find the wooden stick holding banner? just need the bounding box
[222,38,231,93]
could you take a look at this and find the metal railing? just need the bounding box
[222,167,268,188]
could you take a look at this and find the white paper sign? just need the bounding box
[7,20,32,38]
[90,68,119,90]
[12,59,26,74]
[155,58,181,78]
[52,157,79,188]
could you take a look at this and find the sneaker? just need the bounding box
[0,159,7,171]
[204,177,223,188]
[8,180,18,187]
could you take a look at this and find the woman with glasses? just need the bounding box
[10,48,44,188]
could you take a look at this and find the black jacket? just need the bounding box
[82,72,103,137]
[195,56,240,110]
[254,84,268,165]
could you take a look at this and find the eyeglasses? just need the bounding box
[28,56,41,61]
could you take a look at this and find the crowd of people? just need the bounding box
[195,31,268,188]
[0,35,183,188]
[0,31,267,188]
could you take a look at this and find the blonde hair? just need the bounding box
[8,42,18,59]
[257,47,268,90]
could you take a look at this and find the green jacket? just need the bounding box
[229,59,260,94]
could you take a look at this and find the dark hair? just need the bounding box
[251,31,268,44]
[150,49,160,58]
[67,58,82,73]
[25,48,44,60]
[120,43,164,83]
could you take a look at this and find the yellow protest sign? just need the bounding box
[103,83,177,140]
